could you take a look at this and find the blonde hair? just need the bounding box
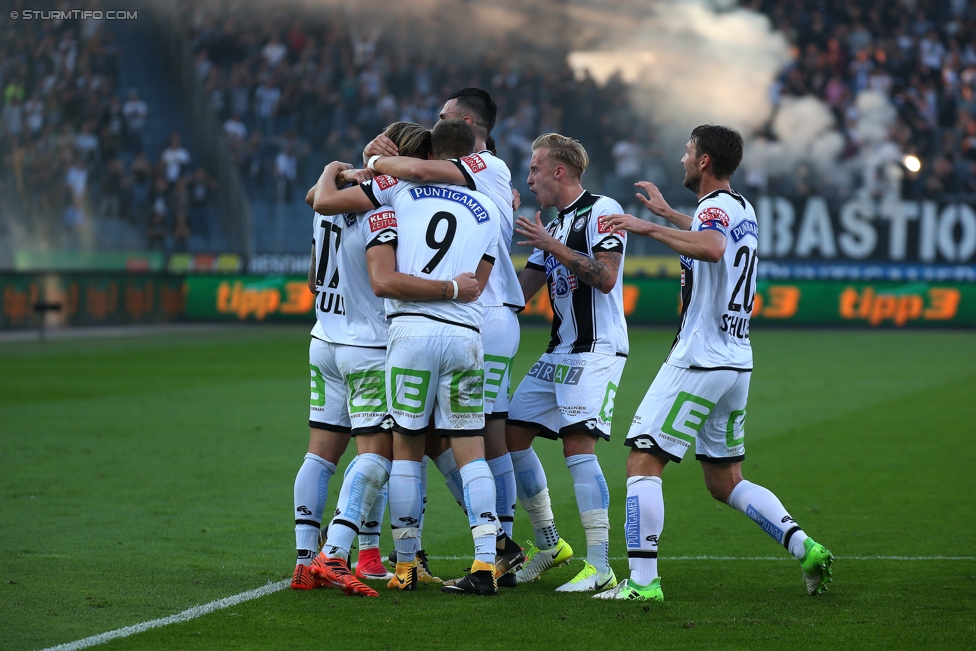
[532,133,589,177]
[383,122,431,160]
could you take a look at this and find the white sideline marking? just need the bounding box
[41,554,976,651]
[38,580,289,651]
[427,555,976,562]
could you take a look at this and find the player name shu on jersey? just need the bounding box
[361,175,501,329]
[525,191,628,357]
[667,188,759,371]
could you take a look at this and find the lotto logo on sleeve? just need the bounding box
[374,175,398,190]
[461,154,487,173]
[698,207,729,228]
[369,210,397,232]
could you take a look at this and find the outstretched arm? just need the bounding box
[365,245,481,302]
[372,157,468,186]
[307,243,316,294]
[633,181,692,230]
[601,213,726,262]
[515,212,620,294]
[309,161,376,215]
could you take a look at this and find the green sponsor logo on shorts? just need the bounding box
[347,370,386,414]
[451,369,484,413]
[483,355,510,400]
[391,367,431,414]
[662,392,715,444]
[310,364,326,407]
[726,409,746,447]
[599,381,618,423]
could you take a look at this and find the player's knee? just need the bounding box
[625,448,666,478]
[562,432,597,457]
[704,474,738,502]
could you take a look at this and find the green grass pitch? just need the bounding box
[2,325,975,650]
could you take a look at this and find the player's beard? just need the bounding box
[683,171,701,194]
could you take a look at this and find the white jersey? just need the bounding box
[667,188,757,371]
[450,151,523,310]
[309,207,393,348]
[361,175,500,330]
[525,191,628,356]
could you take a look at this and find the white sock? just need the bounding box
[433,448,467,511]
[566,454,610,574]
[388,460,422,563]
[293,453,335,563]
[727,480,808,559]
[459,458,498,565]
[359,481,388,550]
[325,453,391,560]
[488,454,516,538]
[625,475,663,586]
[511,447,559,550]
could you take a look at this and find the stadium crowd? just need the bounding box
[753,0,976,197]
[3,0,976,253]
[176,0,976,207]
[0,4,215,252]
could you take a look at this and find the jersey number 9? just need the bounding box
[421,211,457,274]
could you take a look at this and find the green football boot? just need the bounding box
[593,577,664,602]
[800,538,833,595]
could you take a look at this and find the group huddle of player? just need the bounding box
[289,87,834,599]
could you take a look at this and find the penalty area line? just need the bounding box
[38,580,289,651]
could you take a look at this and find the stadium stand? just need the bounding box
[3,0,974,256]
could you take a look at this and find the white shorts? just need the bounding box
[508,351,625,441]
[309,338,390,435]
[482,306,520,419]
[625,363,750,463]
[385,317,485,437]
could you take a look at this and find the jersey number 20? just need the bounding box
[728,245,758,313]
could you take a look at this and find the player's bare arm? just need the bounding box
[518,267,547,303]
[475,257,494,293]
[307,243,316,294]
[634,181,692,230]
[365,244,481,302]
[512,188,521,211]
[604,214,726,262]
[310,161,376,215]
[516,212,619,294]
[362,134,399,163]
[372,157,466,185]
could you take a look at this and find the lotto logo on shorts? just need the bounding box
[527,361,584,385]
[369,210,397,232]
[461,154,487,173]
[374,175,398,190]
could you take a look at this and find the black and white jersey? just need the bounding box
[667,188,757,371]
[361,175,500,330]
[310,207,393,348]
[525,190,628,356]
[449,151,523,311]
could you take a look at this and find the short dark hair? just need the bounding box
[431,118,476,160]
[690,125,743,180]
[447,87,497,137]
